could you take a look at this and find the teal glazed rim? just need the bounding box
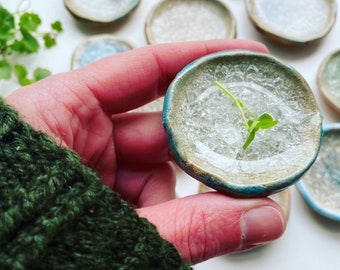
[163,50,322,197]
[296,123,340,222]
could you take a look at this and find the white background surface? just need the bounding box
[1,1,340,269]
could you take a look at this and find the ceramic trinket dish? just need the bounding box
[245,0,337,46]
[71,35,133,70]
[163,50,322,197]
[317,49,340,114]
[297,123,340,222]
[64,0,140,25]
[145,0,236,44]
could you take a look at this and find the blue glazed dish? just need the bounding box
[71,35,133,70]
[297,123,340,221]
[163,50,322,197]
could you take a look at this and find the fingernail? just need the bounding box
[241,206,285,247]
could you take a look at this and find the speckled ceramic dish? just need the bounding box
[163,50,322,197]
[71,35,133,70]
[297,123,340,222]
[245,0,337,46]
[64,0,140,24]
[145,0,236,44]
[317,50,340,114]
[199,183,291,218]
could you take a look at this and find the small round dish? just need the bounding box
[163,50,322,197]
[317,50,340,114]
[71,35,133,70]
[145,0,236,44]
[245,0,337,46]
[64,0,140,24]
[297,123,340,222]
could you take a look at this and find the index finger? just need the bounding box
[78,39,268,114]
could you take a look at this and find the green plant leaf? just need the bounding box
[243,129,256,150]
[257,113,278,129]
[0,60,12,79]
[11,28,39,53]
[43,34,56,48]
[51,21,63,32]
[14,64,31,85]
[19,12,41,31]
[0,7,15,32]
[215,81,278,150]
[33,67,51,81]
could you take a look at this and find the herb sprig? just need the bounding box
[0,3,63,86]
[215,81,278,149]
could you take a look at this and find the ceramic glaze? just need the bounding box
[71,35,133,70]
[163,50,322,197]
[317,50,340,114]
[245,0,337,45]
[297,123,340,221]
[64,0,140,23]
[145,0,236,44]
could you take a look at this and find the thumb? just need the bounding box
[137,192,286,265]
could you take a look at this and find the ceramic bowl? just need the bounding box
[245,0,337,46]
[71,35,133,70]
[297,123,340,222]
[163,50,322,197]
[145,0,236,44]
[64,0,140,24]
[317,49,340,114]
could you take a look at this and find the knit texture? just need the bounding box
[0,99,191,270]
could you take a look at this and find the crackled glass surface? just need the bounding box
[147,0,235,43]
[166,54,321,186]
[301,129,340,213]
[320,51,340,100]
[247,0,335,41]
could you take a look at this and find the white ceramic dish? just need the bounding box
[245,0,337,46]
[145,0,236,44]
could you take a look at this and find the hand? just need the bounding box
[6,40,287,264]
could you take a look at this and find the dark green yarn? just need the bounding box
[0,99,191,270]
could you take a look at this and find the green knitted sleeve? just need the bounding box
[0,99,191,270]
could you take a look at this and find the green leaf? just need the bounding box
[11,28,39,53]
[14,64,31,85]
[215,80,279,150]
[51,21,63,32]
[33,67,51,81]
[257,113,278,129]
[0,60,12,79]
[243,129,256,150]
[43,34,56,48]
[19,12,41,31]
[0,7,15,32]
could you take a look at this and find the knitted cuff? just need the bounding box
[0,99,191,270]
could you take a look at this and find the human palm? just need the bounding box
[6,40,286,264]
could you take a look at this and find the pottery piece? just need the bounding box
[317,49,340,114]
[145,0,236,44]
[71,35,133,70]
[163,50,322,197]
[64,0,140,24]
[297,123,340,222]
[245,0,337,46]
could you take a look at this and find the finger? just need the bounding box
[137,192,286,265]
[112,112,170,166]
[114,162,176,207]
[77,39,269,113]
